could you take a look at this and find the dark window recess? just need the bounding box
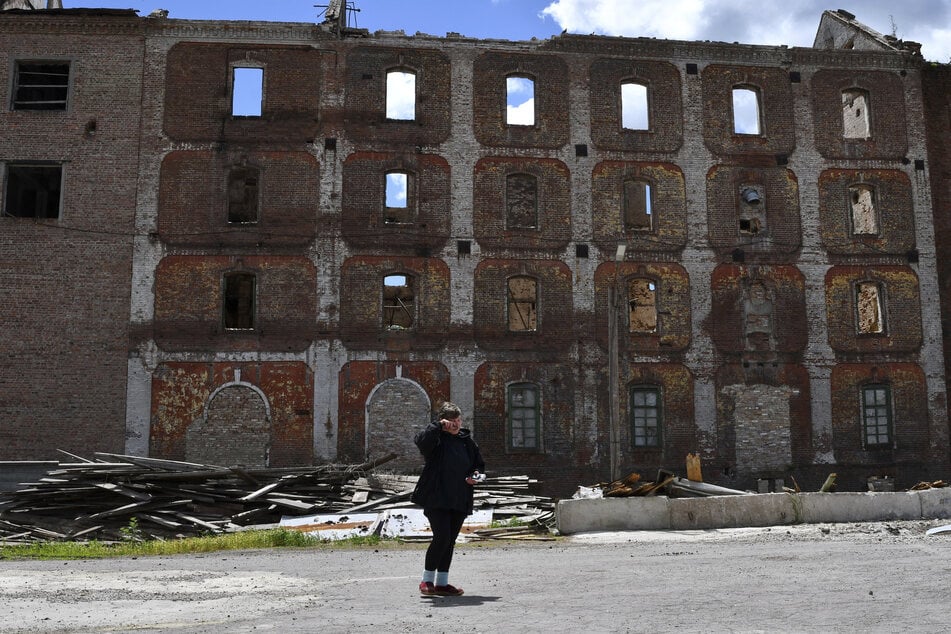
[775,154,788,166]
[576,244,589,258]
[915,160,925,171]
[4,164,62,219]
[575,144,588,157]
[457,240,471,255]
[324,138,337,151]
[686,63,698,75]
[13,62,69,111]
[223,272,256,330]
[789,71,801,83]
[227,168,259,224]
[732,248,745,263]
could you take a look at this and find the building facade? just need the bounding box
[1,6,949,496]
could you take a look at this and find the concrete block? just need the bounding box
[555,497,670,534]
[799,491,922,523]
[918,487,951,519]
[668,494,799,530]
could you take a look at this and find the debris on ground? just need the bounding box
[0,453,554,543]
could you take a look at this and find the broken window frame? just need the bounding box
[738,184,765,237]
[623,178,653,233]
[848,183,879,236]
[505,74,536,127]
[620,81,650,131]
[505,172,538,230]
[227,165,260,225]
[231,65,264,118]
[507,382,541,452]
[861,384,893,448]
[2,162,64,219]
[507,275,538,332]
[630,385,662,448]
[385,68,417,121]
[223,271,256,330]
[12,60,71,111]
[382,273,415,330]
[855,280,885,335]
[731,85,762,136]
[627,277,658,334]
[384,170,413,224]
[842,88,871,140]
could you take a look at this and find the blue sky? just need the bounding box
[64,0,951,61]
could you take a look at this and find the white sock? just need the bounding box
[422,570,435,584]
[435,571,449,586]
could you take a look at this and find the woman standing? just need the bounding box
[411,401,485,597]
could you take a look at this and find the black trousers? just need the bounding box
[423,508,467,572]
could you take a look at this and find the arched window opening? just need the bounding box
[621,82,649,130]
[223,272,256,330]
[849,184,878,235]
[506,173,538,229]
[861,384,892,447]
[856,281,884,334]
[732,86,761,135]
[386,70,416,120]
[508,382,541,451]
[507,276,537,332]
[227,166,259,224]
[383,274,415,330]
[232,67,263,117]
[384,171,412,224]
[630,386,662,448]
[623,179,652,232]
[842,89,870,139]
[628,278,657,333]
[506,75,535,126]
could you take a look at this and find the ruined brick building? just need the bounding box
[1,5,949,496]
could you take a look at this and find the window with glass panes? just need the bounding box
[861,385,892,447]
[630,386,661,448]
[508,382,540,451]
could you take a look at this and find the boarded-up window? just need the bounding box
[383,274,414,329]
[384,171,412,224]
[732,86,761,135]
[386,70,416,120]
[630,386,661,448]
[4,163,62,219]
[506,75,535,126]
[232,67,263,117]
[856,282,884,334]
[227,167,259,224]
[508,276,537,332]
[12,61,70,111]
[849,184,878,235]
[842,89,870,139]
[621,82,649,130]
[861,385,892,447]
[623,179,652,232]
[508,382,540,451]
[506,173,537,229]
[628,278,657,333]
[223,272,255,330]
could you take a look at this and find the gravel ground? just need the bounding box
[1,519,949,633]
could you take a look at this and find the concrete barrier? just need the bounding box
[556,489,951,535]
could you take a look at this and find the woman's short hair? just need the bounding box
[437,401,462,420]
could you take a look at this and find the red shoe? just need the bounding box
[419,581,435,596]
[434,584,464,596]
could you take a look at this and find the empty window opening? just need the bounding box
[13,61,69,111]
[856,282,884,334]
[223,272,255,330]
[849,184,878,235]
[621,82,649,130]
[383,274,415,330]
[386,70,416,120]
[508,382,540,451]
[506,75,535,126]
[384,171,413,224]
[630,386,661,448]
[232,67,263,117]
[506,173,538,229]
[842,89,870,139]
[227,167,259,224]
[623,179,652,232]
[732,87,761,135]
[861,385,892,447]
[738,185,765,236]
[3,163,62,219]
[508,276,537,332]
[628,278,657,333]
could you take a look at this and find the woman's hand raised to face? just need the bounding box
[439,417,462,435]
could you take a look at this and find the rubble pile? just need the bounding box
[0,453,554,543]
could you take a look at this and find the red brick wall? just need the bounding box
[341,152,451,250]
[158,150,319,248]
[164,42,323,143]
[152,255,318,352]
[151,362,314,466]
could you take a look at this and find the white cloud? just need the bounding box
[507,99,536,126]
[385,71,416,120]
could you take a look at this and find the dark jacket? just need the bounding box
[410,421,485,514]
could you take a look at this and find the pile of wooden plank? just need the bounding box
[0,453,554,543]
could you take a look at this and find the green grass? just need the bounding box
[0,528,393,560]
